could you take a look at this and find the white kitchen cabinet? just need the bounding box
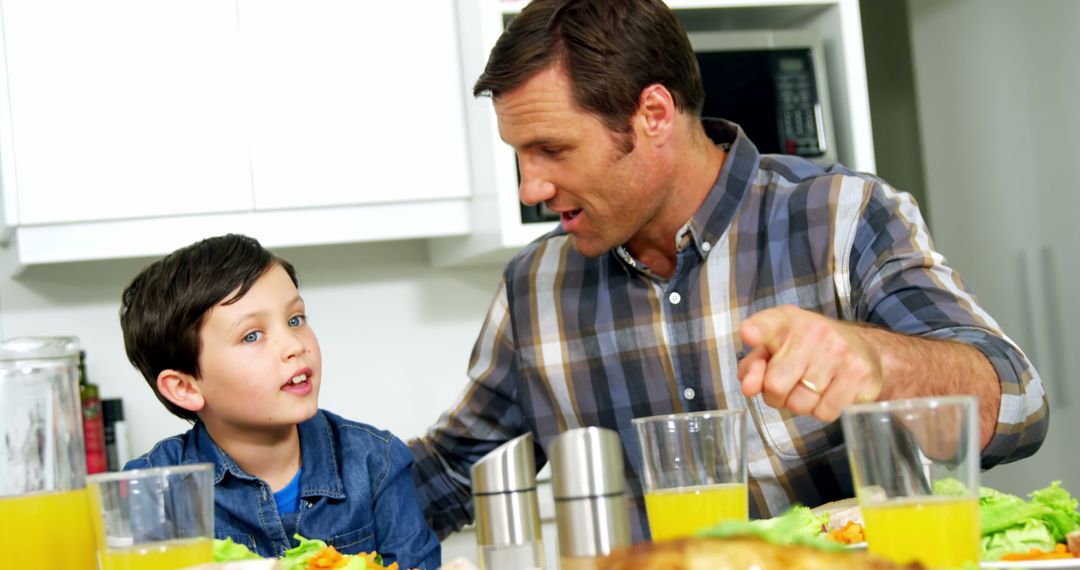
[431,0,875,266]
[240,1,471,210]
[0,0,251,227]
[0,0,472,268]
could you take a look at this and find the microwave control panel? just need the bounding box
[694,44,831,161]
[773,49,826,157]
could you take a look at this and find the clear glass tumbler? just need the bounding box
[841,396,980,569]
[633,409,748,541]
[88,463,215,570]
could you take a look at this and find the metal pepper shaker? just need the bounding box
[470,432,544,570]
[550,427,632,569]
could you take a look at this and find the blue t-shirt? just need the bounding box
[124,410,440,568]
[273,467,302,515]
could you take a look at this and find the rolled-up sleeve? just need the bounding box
[843,178,1048,467]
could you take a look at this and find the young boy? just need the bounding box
[120,234,440,568]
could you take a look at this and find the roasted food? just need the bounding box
[597,536,923,570]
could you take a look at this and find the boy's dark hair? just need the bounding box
[473,0,704,139]
[120,234,298,422]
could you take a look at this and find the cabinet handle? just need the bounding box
[1040,245,1068,409]
[1020,246,1067,409]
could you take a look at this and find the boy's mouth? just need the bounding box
[281,368,314,393]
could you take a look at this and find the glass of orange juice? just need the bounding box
[1,336,97,569]
[88,464,215,570]
[633,409,748,541]
[841,396,981,569]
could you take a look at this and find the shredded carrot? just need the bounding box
[825,521,866,545]
[356,551,400,570]
[303,545,410,570]
[999,543,1076,560]
[305,545,350,569]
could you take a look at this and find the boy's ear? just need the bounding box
[156,369,205,413]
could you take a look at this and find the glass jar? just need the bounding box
[0,336,96,569]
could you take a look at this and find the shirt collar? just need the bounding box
[685,118,760,258]
[296,411,345,499]
[184,411,344,499]
[612,118,760,272]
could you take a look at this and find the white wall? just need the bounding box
[0,238,503,457]
[907,0,1080,495]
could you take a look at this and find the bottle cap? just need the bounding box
[102,399,124,423]
[471,432,537,495]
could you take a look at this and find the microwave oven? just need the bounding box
[521,28,836,224]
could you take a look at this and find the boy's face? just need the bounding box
[194,263,321,436]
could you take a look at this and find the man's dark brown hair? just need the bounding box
[473,0,704,139]
[119,233,298,422]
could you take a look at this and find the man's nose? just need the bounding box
[517,157,556,206]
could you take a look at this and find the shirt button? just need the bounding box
[669,291,682,305]
[683,387,696,400]
[701,242,712,252]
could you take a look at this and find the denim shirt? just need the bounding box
[126,410,441,569]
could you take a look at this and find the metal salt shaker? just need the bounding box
[471,432,544,570]
[550,427,632,569]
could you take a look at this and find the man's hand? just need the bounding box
[737,305,882,422]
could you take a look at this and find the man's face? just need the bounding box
[194,264,321,438]
[493,66,667,257]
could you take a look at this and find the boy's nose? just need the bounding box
[280,332,307,359]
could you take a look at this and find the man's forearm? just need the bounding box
[858,325,1001,449]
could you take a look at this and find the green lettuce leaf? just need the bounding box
[213,537,262,562]
[981,519,1057,561]
[698,505,844,552]
[980,485,1025,507]
[982,498,1055,536]
[1029,481,1080,542]
[933,477,973,498]
[977,481,1080,560]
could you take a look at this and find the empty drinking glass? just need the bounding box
[88,463,215,570]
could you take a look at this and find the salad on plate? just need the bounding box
[214,535,410,570]
[774,481,1080,563]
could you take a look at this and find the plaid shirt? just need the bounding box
[410,119,1048,541]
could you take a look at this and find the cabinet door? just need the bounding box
[241,1,471,211]
[1,0,252,225]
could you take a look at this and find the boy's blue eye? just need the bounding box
[242,331,262,343]
[288,315,306,327]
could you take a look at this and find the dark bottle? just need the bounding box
[102,398,131,471]
[79,350,107,474]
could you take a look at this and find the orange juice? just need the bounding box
[644,482,749,541]
[100,537,214,570]
[862,495,980,569]
[0,488,96,569]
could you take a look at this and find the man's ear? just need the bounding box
[157,369,205,413]
[635,83,676,143]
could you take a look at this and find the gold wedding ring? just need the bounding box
[799,378,824,396]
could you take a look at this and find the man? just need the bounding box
[409,0,1048,542]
